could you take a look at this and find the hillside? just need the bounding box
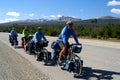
[0,16,120,26]
[81,16,120,24]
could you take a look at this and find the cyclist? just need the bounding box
[22,26,30,38]
[21,26,31,48]
[32,27,48,52]
[51,38,62,65]
[9,27,18,44]
[58,21,80,63]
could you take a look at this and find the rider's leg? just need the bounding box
[51,50,55,60]
[66,48,71,60]
[21,37,24,47]
[35,42,39,52]
[9,35,11,43]
[59,46,67,62]
[10,36,14,45]
[51,50,56,64]
[60,42,70,58]
[15,35,18,45]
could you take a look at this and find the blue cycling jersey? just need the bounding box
[32,32,47,43]
[60,26,79,45]
[10,30,18,36]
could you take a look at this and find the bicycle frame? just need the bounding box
[69,44,83,75]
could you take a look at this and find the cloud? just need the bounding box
[50,15,56,18]
[29,13,34,17]
[50,14,63,19]
[42,14,63,19]
[6,12,20,17]
[71,16,76,18]
[57,14,63,18]
[42,16,48,19]
[0,18,19,23]
[111,8,120,14]
[107,0,120,6]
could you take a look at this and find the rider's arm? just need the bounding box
[22,30,29,37]
[42,34,47,41]
[22,30,25,36]
[10,30,13,35]
[15,30,18,36]
[34,32,38,43]
[71,29,79,44]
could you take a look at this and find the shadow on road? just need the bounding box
[79,67,120,80]
[15,46,23,49]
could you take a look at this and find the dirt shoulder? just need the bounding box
[0,40,50,80]
[79,38,120,49]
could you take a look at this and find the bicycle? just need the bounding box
[35,41,50,63]
[9,35,18,48]
[22,36,33,51]
[57,43,83,78]
[69,44,83,78]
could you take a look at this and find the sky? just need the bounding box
[0,0,120,23]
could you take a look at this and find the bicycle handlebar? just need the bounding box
[70,43,82,47]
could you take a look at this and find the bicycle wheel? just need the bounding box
[29,45,34,55]
[43,48,49,65]
[14,40,17,48]
[36,51,43,61]
[73,54,83,78]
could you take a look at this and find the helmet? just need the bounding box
[66,21,73,25]
[12,27,15,30]
[37,27,42,31]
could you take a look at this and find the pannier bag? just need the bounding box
[51,39,63,50]
[66,60,74,72]
[72,45,82,53]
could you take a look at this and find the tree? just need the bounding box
[91,19,98,24]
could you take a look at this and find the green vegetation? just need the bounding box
[0,21,120,41]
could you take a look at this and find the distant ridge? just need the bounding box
[0,16,120,26]
[81,16,120,24]
[98,16,120,19]
[56,16,81,21]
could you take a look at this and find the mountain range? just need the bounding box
[0,16,120,26]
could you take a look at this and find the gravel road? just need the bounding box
[0,32,120,80]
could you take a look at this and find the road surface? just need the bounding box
[0,32,120,80]
[0,41,49,80]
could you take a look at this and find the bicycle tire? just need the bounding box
[74,54,83,75]
[43,48,49,65]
